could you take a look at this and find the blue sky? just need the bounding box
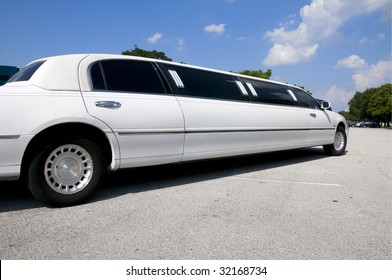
[1,0,391,111]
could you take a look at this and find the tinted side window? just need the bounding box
[90,62,105,90]
[244,79,297,106]
[91,60,166,94]
[7,61,45,83]
[292,88,319,109]
[161,64,247,101]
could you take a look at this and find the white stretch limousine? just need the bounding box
[0,54,348,206]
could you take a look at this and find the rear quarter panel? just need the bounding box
[0,85,113,177]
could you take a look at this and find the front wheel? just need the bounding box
[28,139,105,206]
[323,126,347,156]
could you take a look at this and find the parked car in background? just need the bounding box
[0,65,19,85]
[359,122,381,128]
[0,54,348,206]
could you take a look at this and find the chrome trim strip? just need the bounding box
[0,135,21,140]
[168,70,185,88]
[186,128,335,133]
[116,127,335,136]
[287,89,298,102]
[235,81,249,96]
[118,131,184,136]
[246,83,259,98]
[117,128,184,136]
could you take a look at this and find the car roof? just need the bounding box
[8,54,307,92]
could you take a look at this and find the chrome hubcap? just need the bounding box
[44,144,93,195]
[334,132,345,151]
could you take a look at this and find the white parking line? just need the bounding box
[232,176,341,187]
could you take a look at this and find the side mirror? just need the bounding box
[320,101,331,110]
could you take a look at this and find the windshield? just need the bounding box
[7,61,45,83]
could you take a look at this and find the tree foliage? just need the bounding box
[237,69,272,80]
[347,83,391,125]
[367,84,392,124]
[122,45,172,61]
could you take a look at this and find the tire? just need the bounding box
[28,139,105,206]
[323,126,347,156]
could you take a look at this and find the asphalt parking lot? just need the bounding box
[0,128,391,259]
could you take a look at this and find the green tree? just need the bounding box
[348,90,372,120]
[122,45,172,61]
[366,84,392,126]
[348,83,391,125]
[237,69,272,80]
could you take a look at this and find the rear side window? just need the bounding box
[292,88,319,109]
[160,64,247,102]
[7,61,45,83]
[90,60,166,94]
[244,79,297,106]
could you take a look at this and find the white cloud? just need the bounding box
[335,55,368,70]
[352,59,392,91]
[335,55,392,91]
[263,43,319,66]
[263,0,390,66]
[204,24,226,35]
[147,33,163,44]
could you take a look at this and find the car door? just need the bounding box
[308,109,335,145]
[79,57,185,168]
[291,88,335,145]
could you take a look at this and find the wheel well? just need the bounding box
[337,122,346,130]
[21,123,113,177]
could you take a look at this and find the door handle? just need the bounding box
[310,113,317,118]
[95,101,122,109]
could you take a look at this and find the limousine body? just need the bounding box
[0,54,348,206]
